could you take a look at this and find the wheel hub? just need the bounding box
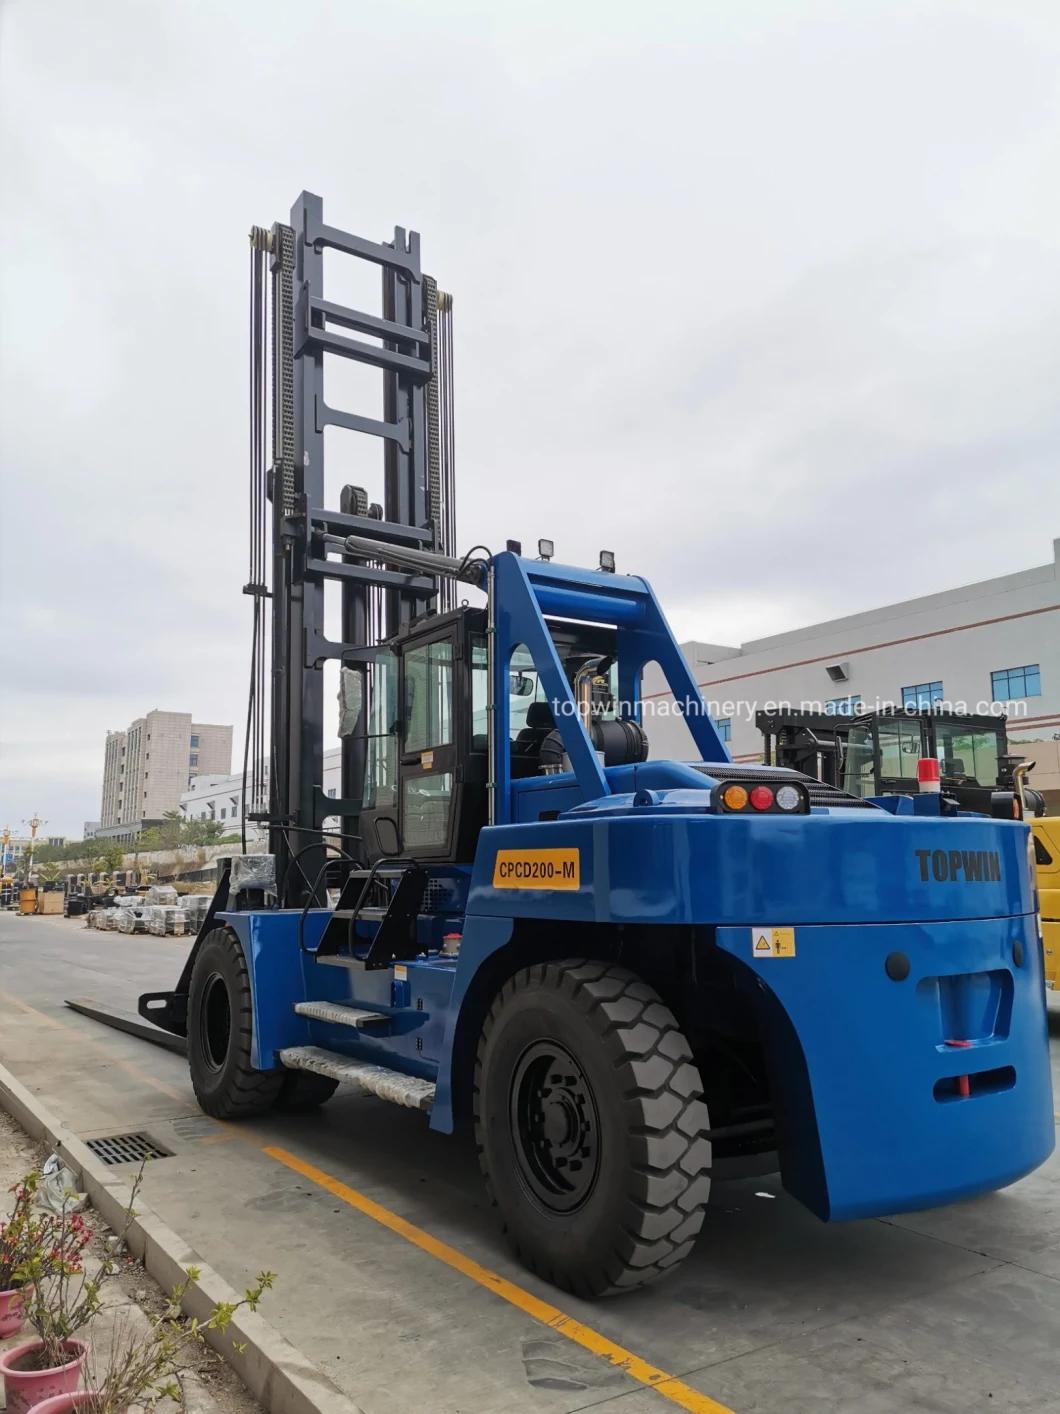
[200,972,232,1072]
[510,1041,600,1213]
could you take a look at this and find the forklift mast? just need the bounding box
[247,194,456,899]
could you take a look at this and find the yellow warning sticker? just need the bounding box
[493,847,581,890]
[751,926,796,958]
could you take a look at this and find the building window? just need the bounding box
[189,753,199,766]
[902,681,944,710]
[826,695,862,716]
[716,717,732,743]
[327,787,337,798]
[190,734,200,748]
[991,664,1041,700]
[220,808,226,819]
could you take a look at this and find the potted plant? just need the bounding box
[28,1267,276,1414]
[0,1173,57,1339]
[0,1201,98,1414]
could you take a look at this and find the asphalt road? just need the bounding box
[1,911,1059,1414]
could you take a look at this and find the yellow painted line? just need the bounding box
[265,1144,734,1414]
[0,987,734,1410]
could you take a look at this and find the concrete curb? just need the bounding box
[0,1062,365,1414]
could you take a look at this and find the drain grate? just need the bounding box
[85,1132,171,1166]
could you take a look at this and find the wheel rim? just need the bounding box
[200,972,231,1071]
[509,1040,601,1213]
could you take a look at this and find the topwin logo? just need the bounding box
[915,848,1001,883]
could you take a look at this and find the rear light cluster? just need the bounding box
[716,781,808,814]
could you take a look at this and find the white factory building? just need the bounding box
[180,750,344,833]
[643,538,1060,797]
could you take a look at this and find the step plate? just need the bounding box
[294,1001,387,1029]
[279,1046,435,1111]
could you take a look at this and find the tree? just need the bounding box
[158,811,187,851]
[88,838,126,873]
[184,818,224,845]
[34,841,79,865]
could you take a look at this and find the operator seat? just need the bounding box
[511,702,555,778]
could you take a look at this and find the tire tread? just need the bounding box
[189,928,284,1119]
[473,958,710,1297]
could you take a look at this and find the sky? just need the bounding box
[2,0,1059,837]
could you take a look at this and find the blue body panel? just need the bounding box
[716,913,1051,1218]
[467,809,1036,925]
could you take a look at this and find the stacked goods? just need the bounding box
[180,895,213,932]
[145,884,179,907]
[114,896,149,933]
[103,910,120,930]
[230,855,277,895]
[145,907,187,937]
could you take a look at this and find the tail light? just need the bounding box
[716,780,809,814]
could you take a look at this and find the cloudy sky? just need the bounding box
[2,0,1059,836]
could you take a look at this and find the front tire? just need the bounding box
[187,928,284,1118]
[474,959,710,1297]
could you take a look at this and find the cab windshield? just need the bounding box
[842,718,922,797]
[933,723,1001,786]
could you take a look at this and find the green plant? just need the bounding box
[86,1269,276,1413]
[22,1171,142,1368]
[88,840,126,874]
[0,1173,65,1292]
[20,1210,98,1365]
[183,819,224,846]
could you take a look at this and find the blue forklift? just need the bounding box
[138,194,1054,1298]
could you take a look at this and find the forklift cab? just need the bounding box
[355,603,647,867]
[358,606,489,866]
[843,711,1011,811]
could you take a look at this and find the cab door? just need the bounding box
[398,629,459,859]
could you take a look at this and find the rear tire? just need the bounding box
[187,928,284,1119]
[474,959,710,1297]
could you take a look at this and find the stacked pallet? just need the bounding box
[145,884,180,907]
[180,895,213,932]
[145,906,187,936]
